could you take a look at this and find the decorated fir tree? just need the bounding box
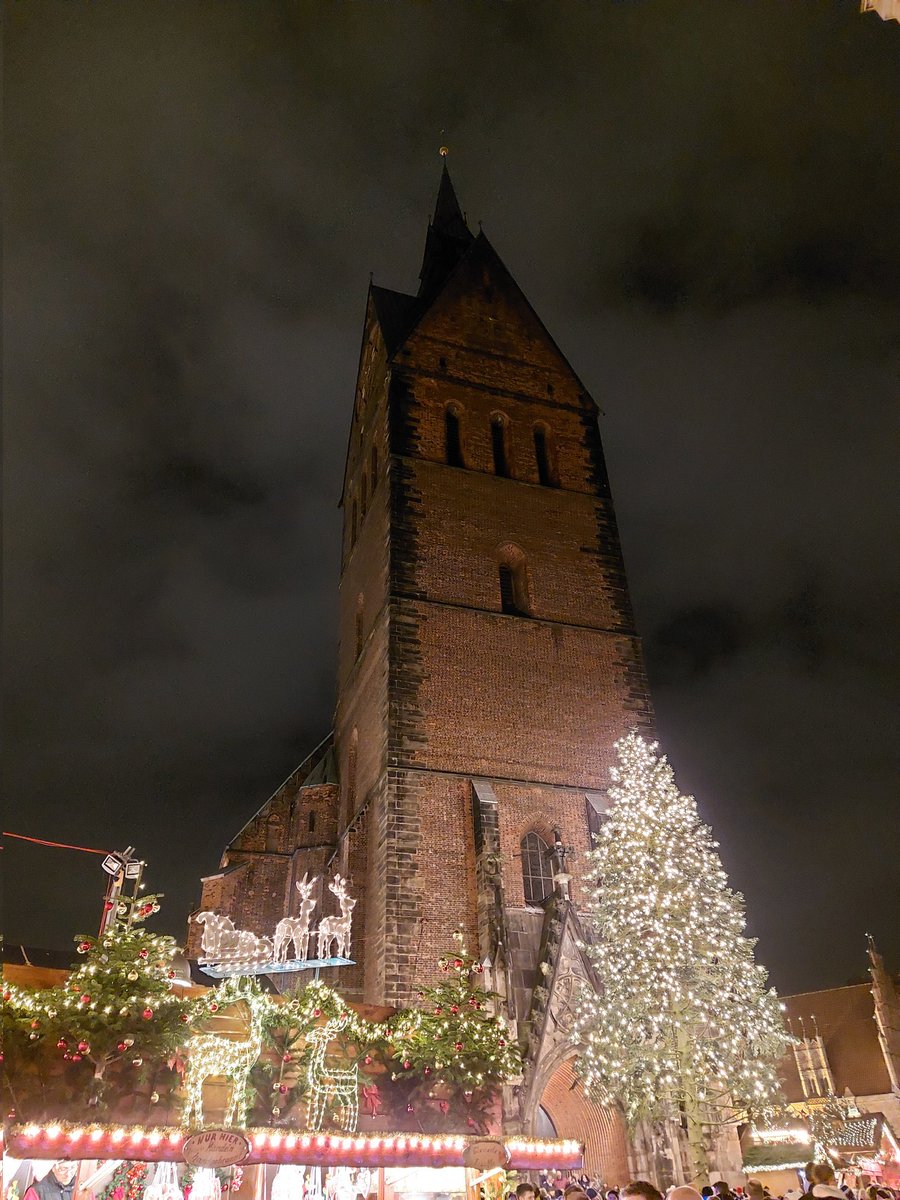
[386,935,521,1131]
[572,732,788,1184]
[46,893,194,1105]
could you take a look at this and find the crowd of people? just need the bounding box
[510,1165,898,1200]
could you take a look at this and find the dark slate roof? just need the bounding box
[302,742,338,787]
[369,285,419,356]
[780,983,892,1098]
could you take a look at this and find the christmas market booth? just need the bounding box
[741,1103,900,1195]
[3,872,583,1200]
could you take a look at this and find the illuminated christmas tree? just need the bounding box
[47,893,194,1106]
[572,732,788,1184]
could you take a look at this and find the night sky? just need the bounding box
[6,2,899,995]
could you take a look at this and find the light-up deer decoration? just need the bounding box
[273,872,318,962]
[316,874,355,960]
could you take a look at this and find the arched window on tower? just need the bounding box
[345,728,358,823]
[355,593,365,659]
[445,406,464,468]
[533,422,559,487]
[265,814,280,853]
[497,543,530,616]
[521,831,554,905]
[491,413,510,477]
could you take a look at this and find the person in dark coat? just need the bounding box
[23,1162,78,1200]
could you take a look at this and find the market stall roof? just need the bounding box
[743,1143,810,1171]
[8,1124,583,1171]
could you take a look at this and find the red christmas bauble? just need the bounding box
[78,1041,90,1053]
[71,1053,82,1062]
[77,941,91,953]
[498,1038,506,1047]
[168,970,176,979]
[468,997,478,1007]
[283,1053,291,1062]
[138,949,149,960]
[450,1005,459,1014]
[279,1084,288,1094]
[2,990,10,1002]
[117,1042,128,1052]
[30,1019,40,1029]
[313,1007,322,1017]
[403,1059,411,1069]
[209,1002,219,1012]
[80,994,91,1004]
[57,1039,67,1049]
[434,1006,442,1015]
[104,900,114,910]
[179,1013,190,1023]
[454,959,463,968]
[454,1041,463,1051]
[364,1055,372,1065]
[142,1007,153,1020]
[424,1066,432,1075]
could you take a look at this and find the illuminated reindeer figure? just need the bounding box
[316,874,355,960]
[273,872,318,962]
[306,1018,359,1132]
[181,979,266,1127]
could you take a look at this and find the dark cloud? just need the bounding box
[5,0,899,994]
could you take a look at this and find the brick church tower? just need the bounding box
[192,165,655,1175]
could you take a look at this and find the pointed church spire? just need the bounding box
[418,159,474,302]
[431,161,470,241]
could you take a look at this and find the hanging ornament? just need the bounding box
[30,1019,40,1029]
[179,1013,190,1023]
[29,1032,39,1041]
[120,1007,131,1016]
[78,1041,90,1053]
[123,1037,135,1047]
[150,1092,160,1104]
[117,1042,128,1052]
[272,1105,281,1117]
[142,1007,154,1020]
[283,1052,291,1062]
[71,1052,82,1061]
[77,941,91,953]
[80,994,92,1004]
[57,1039,67,1049]
[132,1057,143,1066]
[139,949,149,960]
[127,971,139,981]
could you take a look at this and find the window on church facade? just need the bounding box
[265,815,280,852]
[521,831,554,904]
[445,406,464,467]
[491,414,509,477]
[498,544,529,615]
[533,422,559,487]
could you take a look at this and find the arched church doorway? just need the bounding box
[535,1056,630,1185]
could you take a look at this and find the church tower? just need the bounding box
[192,165,653,1173]
[334,163,652,1007]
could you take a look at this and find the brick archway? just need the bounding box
[537,1056,630,1185]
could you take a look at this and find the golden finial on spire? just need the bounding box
[439,145,449,158]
